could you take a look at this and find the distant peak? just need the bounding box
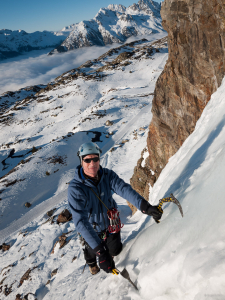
[138,0,161,10]
[107,4,126,12]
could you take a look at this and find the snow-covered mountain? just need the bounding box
[49,0,163,55]
[0,0,163,61]
[0,29,225,299]
[0,28,72,61]
[0,36,168,298]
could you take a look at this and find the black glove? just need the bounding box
[140,200,163,223]
[94,242,115,273]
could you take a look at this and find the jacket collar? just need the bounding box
[78,165,103,186]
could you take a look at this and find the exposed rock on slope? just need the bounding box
[131,0,225,211]
[49,0,163,55]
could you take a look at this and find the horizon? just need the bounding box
[0,0,163,33]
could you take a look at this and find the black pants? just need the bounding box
[84,231,123,266]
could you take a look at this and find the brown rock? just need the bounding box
[46,279,51,285]
[56,209,72,224]
[0,243,10,251]
[72,256,77,262]
[19,266,37,286]
[46,208,56,217]
[23,293,37,300]
[105,120,114,126]
[51,233,67,254]
[4,285,12,296]
[51,268,58,277]
[15,294,22,300]
[130,0,225,211]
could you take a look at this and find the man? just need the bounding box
[68,142,162,275]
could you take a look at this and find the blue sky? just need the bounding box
[0,0,162,33]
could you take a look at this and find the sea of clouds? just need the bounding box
[0,33,166,96]
[0,45,118,95]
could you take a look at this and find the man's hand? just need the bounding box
[140,200,163,222]
[94,242,115,273]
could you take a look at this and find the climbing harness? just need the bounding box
[90,188,124,234]
[155,193,183,223]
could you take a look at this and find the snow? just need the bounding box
[0,32,225,299]
[59,0,164,52]
[0,28,71,58]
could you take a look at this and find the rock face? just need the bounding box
[131,0,225,209]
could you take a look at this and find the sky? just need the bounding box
[0,0,163,33]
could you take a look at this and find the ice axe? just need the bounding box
[154,193,183,224]
[112,268,138,290]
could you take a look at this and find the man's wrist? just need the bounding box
[93,242,108,256]
[140,200,152,214]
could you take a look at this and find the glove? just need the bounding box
[140,200,163,222]
[94,242,115,273]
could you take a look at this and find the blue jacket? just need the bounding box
[68,165,145,249]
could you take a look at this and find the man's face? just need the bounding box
[82,154,100,177]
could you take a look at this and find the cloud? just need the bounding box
[0,32,166,96]
[0,44,119,95]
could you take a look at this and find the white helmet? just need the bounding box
[77,142,102,158]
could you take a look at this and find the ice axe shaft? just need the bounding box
[112,268,138,290]
[155,193,183,224]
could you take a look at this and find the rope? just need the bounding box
[89,188,109,211]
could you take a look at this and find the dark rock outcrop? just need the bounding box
[130,0,225,210]
[0,243,10,251]
[56,209,72,224]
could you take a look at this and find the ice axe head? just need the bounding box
[155,193,183,223]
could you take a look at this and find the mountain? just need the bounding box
[49,0,164,55]
[0,36,168,232]
[0,35,169,298]
[0,32,225,298]
[0,0,163,61]
[0,28,72,61]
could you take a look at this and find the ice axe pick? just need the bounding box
[154,193,183,224]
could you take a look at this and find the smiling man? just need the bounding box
[68,142,163,275]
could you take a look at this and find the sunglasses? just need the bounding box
[82,157,100,163]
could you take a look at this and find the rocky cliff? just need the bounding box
[130,0,225,213]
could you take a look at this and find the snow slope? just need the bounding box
[1,32,224,299]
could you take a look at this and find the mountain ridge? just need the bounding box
[49,0,163,55]
[0,0,163,61]
[0,28,71,61]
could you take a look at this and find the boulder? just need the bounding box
[0,243,10,251]
[57,209,72,224]
[105,120,114,126]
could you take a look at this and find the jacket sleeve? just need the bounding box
[108,169,145,210]
[68,183,102,249]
